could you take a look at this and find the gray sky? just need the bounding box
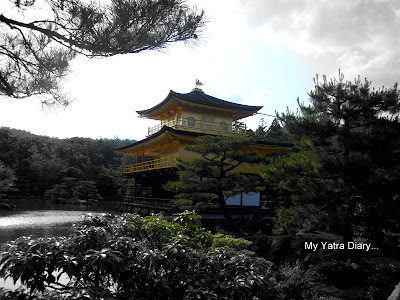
[1,0,399,140]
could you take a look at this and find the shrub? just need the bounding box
[211,233,252,251]
[123,210,213,249]
[275,261,308,299]
[0,212,276,299]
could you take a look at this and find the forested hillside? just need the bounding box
[0,127,135,201]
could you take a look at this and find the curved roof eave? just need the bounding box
[114,126,294,152]
[113,126,203,151]
[136,90,263,116]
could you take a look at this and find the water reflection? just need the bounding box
[0,210,86,244]
[0,210,85,227]
[0,199,117,244]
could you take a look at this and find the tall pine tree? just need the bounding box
[164,135,263,235]
[274,72,400,248]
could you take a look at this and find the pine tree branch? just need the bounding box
[0,14,110,56]
[224,161,242,174]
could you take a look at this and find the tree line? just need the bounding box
[0,127,135,202]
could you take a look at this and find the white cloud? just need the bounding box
[238,0,400,86]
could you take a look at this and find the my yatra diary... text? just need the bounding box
[304,241,377,252]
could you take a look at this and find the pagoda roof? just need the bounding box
[113,126,197,151]
[136,89,263,120]
[114,126,293,155]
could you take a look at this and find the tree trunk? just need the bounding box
[216,187,242,237]
[342,121,355,248]
[343,194,356,248]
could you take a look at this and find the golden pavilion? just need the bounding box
[115,88,292,208]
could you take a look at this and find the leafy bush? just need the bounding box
[0,212,276,299]
[123,210,213,249]
[211,233,252,251]
[275,261,308,299]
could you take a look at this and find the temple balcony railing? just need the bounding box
[124,156,261,175]
[122,196,175,209]
[147,117,247,136]
[123,156,177,174]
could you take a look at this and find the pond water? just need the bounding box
[0,199,118,244]
[0,199,119,290]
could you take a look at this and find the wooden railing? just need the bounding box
[123,196,174,209]
[123,156,176,173]
[147,117,247,136]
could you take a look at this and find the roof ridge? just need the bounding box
[136,90,263,117]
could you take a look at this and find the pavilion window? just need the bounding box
[202,115,214,129]
[220,121,228,131]
[187,117,195,127]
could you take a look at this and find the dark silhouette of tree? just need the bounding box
[0,0,205,106]
[262,138,321,208]
[73,180,102,201]
[165,135,263,235]
[248,118,289,142]
[273,72,400,248]
[265,118,287,142]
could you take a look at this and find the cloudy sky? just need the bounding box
[1,0,399,140]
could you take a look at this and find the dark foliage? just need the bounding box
[248,117,290,143]
[164,135,264,235]
[0,127,134,201]
[264,72,400,250]
[0,212,278,299]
